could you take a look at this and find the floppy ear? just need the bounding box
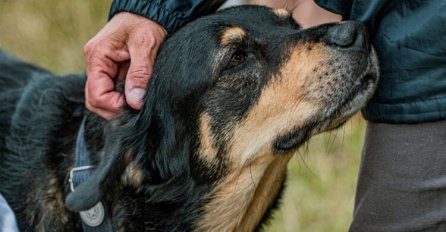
[65,90,160,210]
[65,84,190,211]
[65,125,136,211]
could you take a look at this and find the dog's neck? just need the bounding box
[117,154,289,232]
[195,154,290,232]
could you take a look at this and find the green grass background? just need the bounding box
[0,1,366,231]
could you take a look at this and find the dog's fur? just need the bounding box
[0,6,378,232]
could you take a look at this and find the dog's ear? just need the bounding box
[65,95,159,211]
[65,86,192,211]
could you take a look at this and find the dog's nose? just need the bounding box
[326,21,368,51]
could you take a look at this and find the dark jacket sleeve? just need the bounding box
[109,0,226,33]
[314,0,353,19]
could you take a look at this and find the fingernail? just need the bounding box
[128,88,146,103]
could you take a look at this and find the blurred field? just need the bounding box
[0,1,365,231]
[0,0,110,74]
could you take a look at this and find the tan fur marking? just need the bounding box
[220,27,246,47]
[124,149,134,163]
[123,162,144,187]
[198,113,218,163]
[197,43,328,232]
[197,155,291,232]
[197,151,276,232]
[28,171,71,231]
[272,8,290,18]
[121,149,144,187]
[238,156,291,231]
[228,43,326,166]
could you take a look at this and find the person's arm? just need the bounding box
[254,0,341,28]
[109,0,226,34]
[85,0,225,119]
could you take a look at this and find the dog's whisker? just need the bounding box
[248,162,257,188]
[294,144,317,179]
[326,129,338,154]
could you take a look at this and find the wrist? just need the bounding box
[108,0,185,33]
[110,12,167,44]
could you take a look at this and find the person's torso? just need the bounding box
[317,0,446,123]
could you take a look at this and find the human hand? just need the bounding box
[255,0,341,28]
[84,12,167,119]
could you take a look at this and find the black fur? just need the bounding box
[0,5,378,232]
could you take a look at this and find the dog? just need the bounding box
[0,5,378,232]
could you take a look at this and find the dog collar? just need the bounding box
[69,119,113,232]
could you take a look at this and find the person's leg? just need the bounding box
[350,120,446,232]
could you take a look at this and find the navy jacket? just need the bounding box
[109,0,225,33]
[316,0,446,123]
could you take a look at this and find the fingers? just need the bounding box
[85,83,124,120]
[84,39,128,119]
[84,12,166,119]
[85,65,125,120]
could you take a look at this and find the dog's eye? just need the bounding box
[227,50,247,68]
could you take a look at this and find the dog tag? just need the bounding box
[79,202,105,227]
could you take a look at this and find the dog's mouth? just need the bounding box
[273,54,378,153]
[274,127,312,153]
[324,58,378,130]
[320,72,376,132]
[273,74,375,153]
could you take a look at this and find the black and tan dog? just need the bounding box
[0,5,378,232]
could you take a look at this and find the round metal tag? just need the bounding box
[79,202,105,227]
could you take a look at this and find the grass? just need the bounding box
[0,1,365,231]
[0,0,110,74]
[266,118,364,232]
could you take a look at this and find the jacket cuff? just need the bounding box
[109,0,186,34]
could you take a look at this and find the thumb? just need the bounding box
[125,46,154,110]
[124,21,166,110]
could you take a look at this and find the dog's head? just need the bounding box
[67,5,378,231]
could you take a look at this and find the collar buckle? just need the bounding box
[69,165,94,192]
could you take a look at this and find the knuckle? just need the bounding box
[88,98,100,108]
[85,101,95,112]
[87,94,102,108]
[131,30,159,49]
[142,32,157,44]
[83,41,95,57]
[129,68,151,80]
